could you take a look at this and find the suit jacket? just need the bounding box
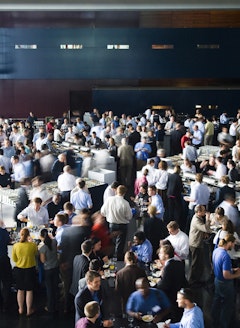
[115,264,146,307]
[74,286,103,327]
[167,173,183,199]
[214,185,235,208]
[14,186,30,221]
[70,254,90,296]
[157,259,187,305]
[60,225,91,266]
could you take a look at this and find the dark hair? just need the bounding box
[55,213,68,224]
[134,231,146,242]
[178,288,195,303]
[40,228,52,250]
[124,251,137,264]
[148,185,157,192]
[85,270,101,282]
[110,181,120,189]
[79,180,86,189]
[81,239,93,254]
[89,259,102,271]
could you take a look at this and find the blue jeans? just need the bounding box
[44,267,59,312]
[212,278,235,328]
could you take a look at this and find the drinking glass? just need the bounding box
[127,315,134,327]
[109,313,115,326]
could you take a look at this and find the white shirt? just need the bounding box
[103,185,116,203]
[229,123,237,137]
[215,163,227,180]
[18,205,49,227]
[189,181,210,209]
[11,162,26,182]
[232,145,240,162]
[182,145,198,162]
[218,200,240,234]
[141,164,157,185]
[36,138,45,151]
[165,230,189,260]
[192,130,202,146]
[29,186,52,204]
[101,195,132,224]
[155,169,168,190]
[57,172,76,191]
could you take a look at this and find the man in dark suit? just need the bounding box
[14,177,31,228]
[89,131,102,148]
[127,124,141,148]
[214,175,235,209]
[75,271,111,326]
[115,251,146,312]
[59,215,91,312]
[70,240,93,297]
[157,243,187,322]
[167,165,184,227]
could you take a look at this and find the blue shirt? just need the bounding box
[134,142,152,161]
[151,194,165,220]
[126,288,170,315]
[70,189,93,211]
[132,239,153,263]
[170,304,204,328]
[212,247,232,281]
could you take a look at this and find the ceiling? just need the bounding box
[1,0,240,11]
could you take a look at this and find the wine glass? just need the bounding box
[128,315,134,327]
[109,313,115,326]
[146,311,153,326]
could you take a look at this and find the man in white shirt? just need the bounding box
[192,125,202,147]
[165,221,189,261]
[18,197,49,227]
[58,165,76,204]
[184,173,210,211]
[11,155,26,186]
[141,158,157,185]
[182,140,198,162]
[103,181,119,203]
[215,156,227,180]
[219,194,240,235]
[101,185,132,260]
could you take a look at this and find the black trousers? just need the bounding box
[109,223,128,261]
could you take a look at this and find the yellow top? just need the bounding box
[12,241,38,268]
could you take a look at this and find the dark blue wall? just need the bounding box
[1,27,240,79]
[92,88,240,117]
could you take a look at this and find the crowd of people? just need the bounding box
[0,107,240,328]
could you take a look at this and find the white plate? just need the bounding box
[153,271,161,278]
[103,263,109,269]
[142,315,153,323]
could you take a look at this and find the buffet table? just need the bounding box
[0,178,108,219]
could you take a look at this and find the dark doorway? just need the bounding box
[69,90,92,119]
